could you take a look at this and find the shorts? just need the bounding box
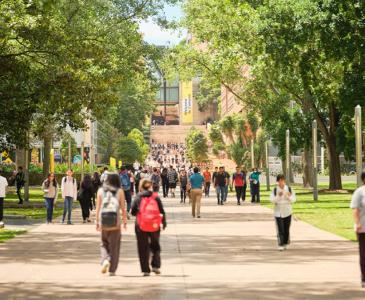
[169,182,177,188]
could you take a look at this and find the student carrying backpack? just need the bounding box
[120,166,132,215]
[131,179,167,277]
[96,173,127,276]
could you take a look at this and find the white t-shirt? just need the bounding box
[0,176,9,198]
[270,185,296,218]
[350,186,365,233]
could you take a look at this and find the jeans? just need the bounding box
[0,197,3,222]
[251,183,260,202]
[124,190,132,213]
[224,185,228,202]
[162,181,169,197]
[204,182,211,197]
[135,226,161,273]
[16,186,23,203]
[216,186,225,204]
[358,233,365,282]
[62,196,73,223]
[275,215,292,246]
[180,185,187,203]
[45,197,54,222]
[235,186,244,203]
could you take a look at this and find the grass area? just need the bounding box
[5,207,64,219]
[0,229,27,243]
[258,184,356,241]
[5,187,63,202]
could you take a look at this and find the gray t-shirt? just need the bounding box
[350,186,365,233]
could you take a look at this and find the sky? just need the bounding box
[139,4,186,46]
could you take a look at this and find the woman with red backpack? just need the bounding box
[131,179,167,276]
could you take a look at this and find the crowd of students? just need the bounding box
[0,161,365,287]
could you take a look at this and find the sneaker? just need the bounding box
[67,221,72,225]
[109,272,116,277]
[83,220,86,223]
[87,219,91,223]
[152,268,161,275]
[362,282,365,288]
[0,221,4,228]
[237,202,241,205]
[278,246,285,251]
[101,260,110,274]
[197,216,201,218]
[127,214,131,220]
[61,220,65,224]
[284,245,289,250]
[143,272,150,277]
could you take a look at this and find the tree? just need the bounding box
[117,137,143,164]
[227,142,250,167]
[60,133,78,165]
[186,127,209,163]
[170,0,365,189]
[127,128,149,162]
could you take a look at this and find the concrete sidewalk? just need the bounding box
[0,195,363,299]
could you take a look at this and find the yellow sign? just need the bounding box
[180,81,193,124]
[109,157,116,169]
[50,149,55,173]
[118,160,122,168]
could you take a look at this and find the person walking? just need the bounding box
[15,166,25,204]
[212,166,219,201]
[223,167,230,202]
[61,169,77,225]
[270,174,296,251]
[232,167,245,205]
[214,167,227,205]
[120,166,132,217]
[189,167,204,218]
[203,167,212,197]
[100,167,109,183]
[161,168,169,198]
[250,168,261,203]
[41,173,58,224]
[78,174,94,223]
[151,168,161,193]
[179,169,188,204]
[131,179,167,276]
[0,174,8,228]
[350,170,365,288]
[167,166,178,198]
[96,173,127,276]
[135,167,142,194]
[91,172,102,210]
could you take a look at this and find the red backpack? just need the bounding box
[137,193,163,232]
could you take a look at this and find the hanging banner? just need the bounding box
[180,81,193,124]
[109,157,116,169]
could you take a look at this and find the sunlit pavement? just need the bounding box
[0,193,362,299]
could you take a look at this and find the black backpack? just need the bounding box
[274,186,292,196]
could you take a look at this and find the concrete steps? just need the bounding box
[150,125,208,143]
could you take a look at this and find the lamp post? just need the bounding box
[251,139,255,169]
[312,120,318,201]
[265,140,270,191]
[286,129,290,183]
[355,105,362,187]
[81,141,85,181]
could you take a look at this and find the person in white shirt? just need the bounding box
[0,174,8,228]
[61,169,77,225]
[270,174,296,251]
[350,170,365,288]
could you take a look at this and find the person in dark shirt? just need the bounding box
[214,167,227,205]
[212,167,219,203]
[223,167,230,202]
[15,166,25,204]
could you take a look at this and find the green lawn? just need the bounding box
[258,183,356,241]
[0,229,26,243]
[5,207,64,219]
[5,187,63,202]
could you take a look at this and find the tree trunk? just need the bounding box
[326,137,342,190]
[302,147,313,188]
[43,135,52,178]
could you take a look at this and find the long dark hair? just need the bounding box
[92,172,101,185]
[81,174,93,190]
[45,173,57,188]
[103,173,121,192]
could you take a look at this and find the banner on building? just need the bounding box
[180,81,193,124]
[109,157,116,169]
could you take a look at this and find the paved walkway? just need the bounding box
[0,195,363,299]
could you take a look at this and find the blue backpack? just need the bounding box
[120,173,131,191]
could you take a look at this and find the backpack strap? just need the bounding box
[288,186,292,194]
[274,187,277,196]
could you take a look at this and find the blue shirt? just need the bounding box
[189,173,204,189]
